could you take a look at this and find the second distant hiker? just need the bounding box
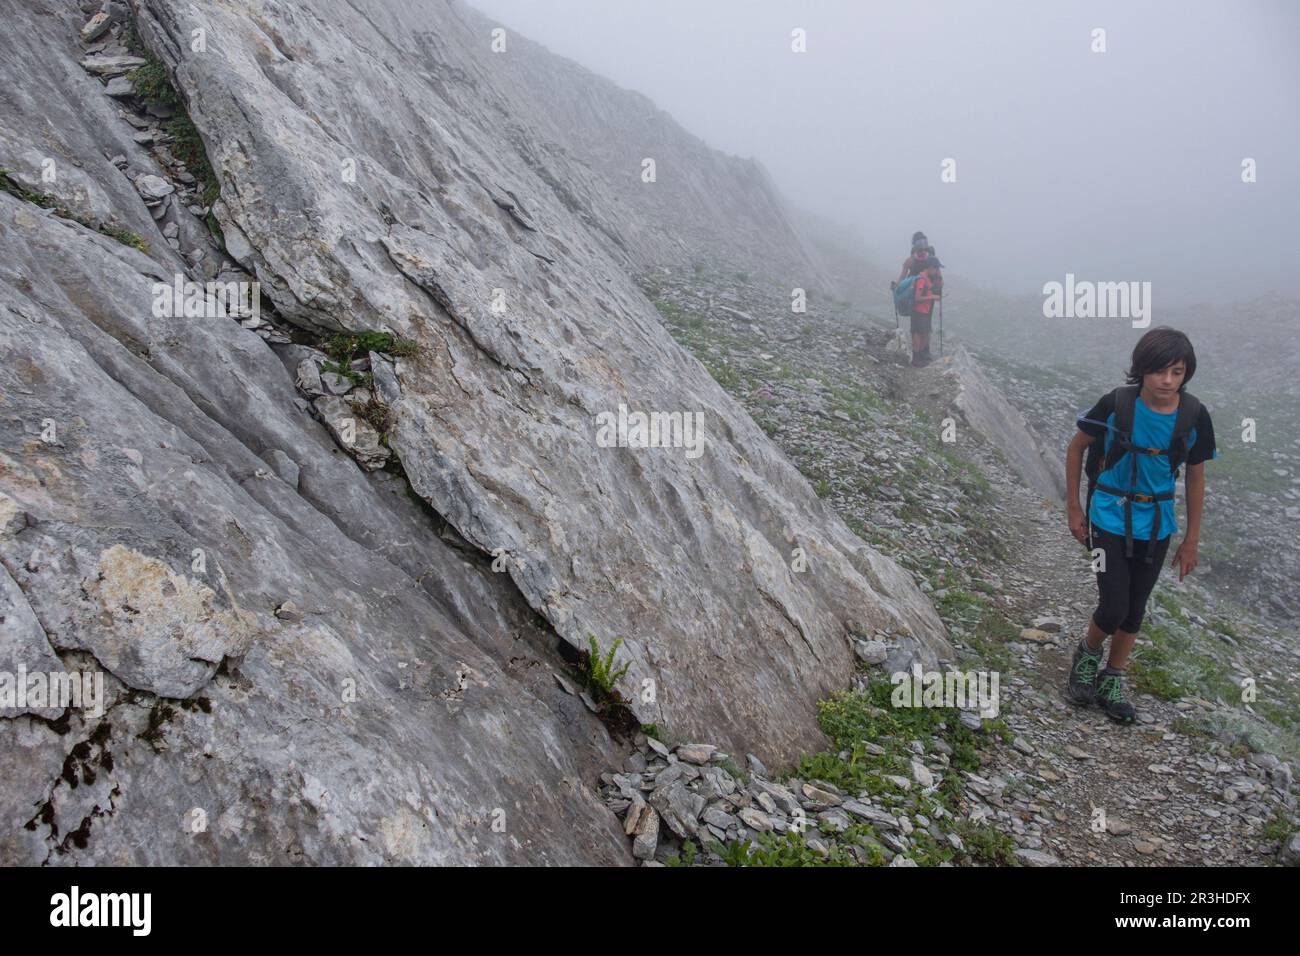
[890,231,944,367]
[908,259,943,367]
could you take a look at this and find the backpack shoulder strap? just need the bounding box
[1113,385,1138,431]
[1103,385,1139,469]
[1167,391,1202,475]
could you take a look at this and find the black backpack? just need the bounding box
[1082,385,1201,562]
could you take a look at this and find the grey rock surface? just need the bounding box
[1,1,630,866]
[950,346,1066,505]
[131,0,948,759]
[459,1,830,288]
[0,0,949,864]
[0,188,629,864]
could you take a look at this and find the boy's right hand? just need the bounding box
[1067,507,1087,544]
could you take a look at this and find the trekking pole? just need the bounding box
[937,296,943,358]
[887,286,902,352]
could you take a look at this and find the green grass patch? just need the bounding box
[664,838,699,867]
[99,225,149,253]
[934,588,1017,672]
[1128,618,1238,705]
[126,60,179,108]
[954,818,1020,865]
[716,754,747,785]
[321,359,371,387]
[967,608,1017,673]
[1,169,150,254]
[325,331,420,362]
[701,357,741,391]
[800,677,988,782]
[166,115,220,206]
[725,676,1019,866]
[1261,807,1297,847]
[712,828,870,867]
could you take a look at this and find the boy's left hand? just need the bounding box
[1171,538,1198,580]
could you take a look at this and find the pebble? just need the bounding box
[135,174,175,201]
[675,743,716,765]
[80,12,112,42]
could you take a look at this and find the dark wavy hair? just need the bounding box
[1126,326,1197,391]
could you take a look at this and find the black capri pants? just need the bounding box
[1089,526,1171,634]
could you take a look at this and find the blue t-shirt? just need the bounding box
[1078,392,1217,540]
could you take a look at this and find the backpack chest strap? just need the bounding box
[1112,436,1172,457]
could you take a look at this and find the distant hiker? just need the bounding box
[890,231,945,366]
[1063,327,1217,723]
[894,231,930,285]
[907,259,942,366]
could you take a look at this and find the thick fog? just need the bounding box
[471,0,1299,306]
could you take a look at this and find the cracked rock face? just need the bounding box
[1,0,948,864]
[137,0,950,754]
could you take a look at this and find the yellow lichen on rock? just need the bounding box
[86,544,257,664]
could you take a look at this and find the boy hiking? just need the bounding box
[1063,327,1217,722]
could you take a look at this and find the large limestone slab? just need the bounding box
[0,189,629,864]
[0,0,630,862]
[951,347,1066,505]
[134,0,949,765]
[1,0,953,866]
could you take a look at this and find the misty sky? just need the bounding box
[470,0,1300,306]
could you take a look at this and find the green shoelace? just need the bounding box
[1097,674,1127,703]
[1074,653,1100,684]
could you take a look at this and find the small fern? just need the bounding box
[665,839,698,867]
[585,634,630,698]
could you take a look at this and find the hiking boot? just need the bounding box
[1066,640,1101,705]
[1094,670,1137,724]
